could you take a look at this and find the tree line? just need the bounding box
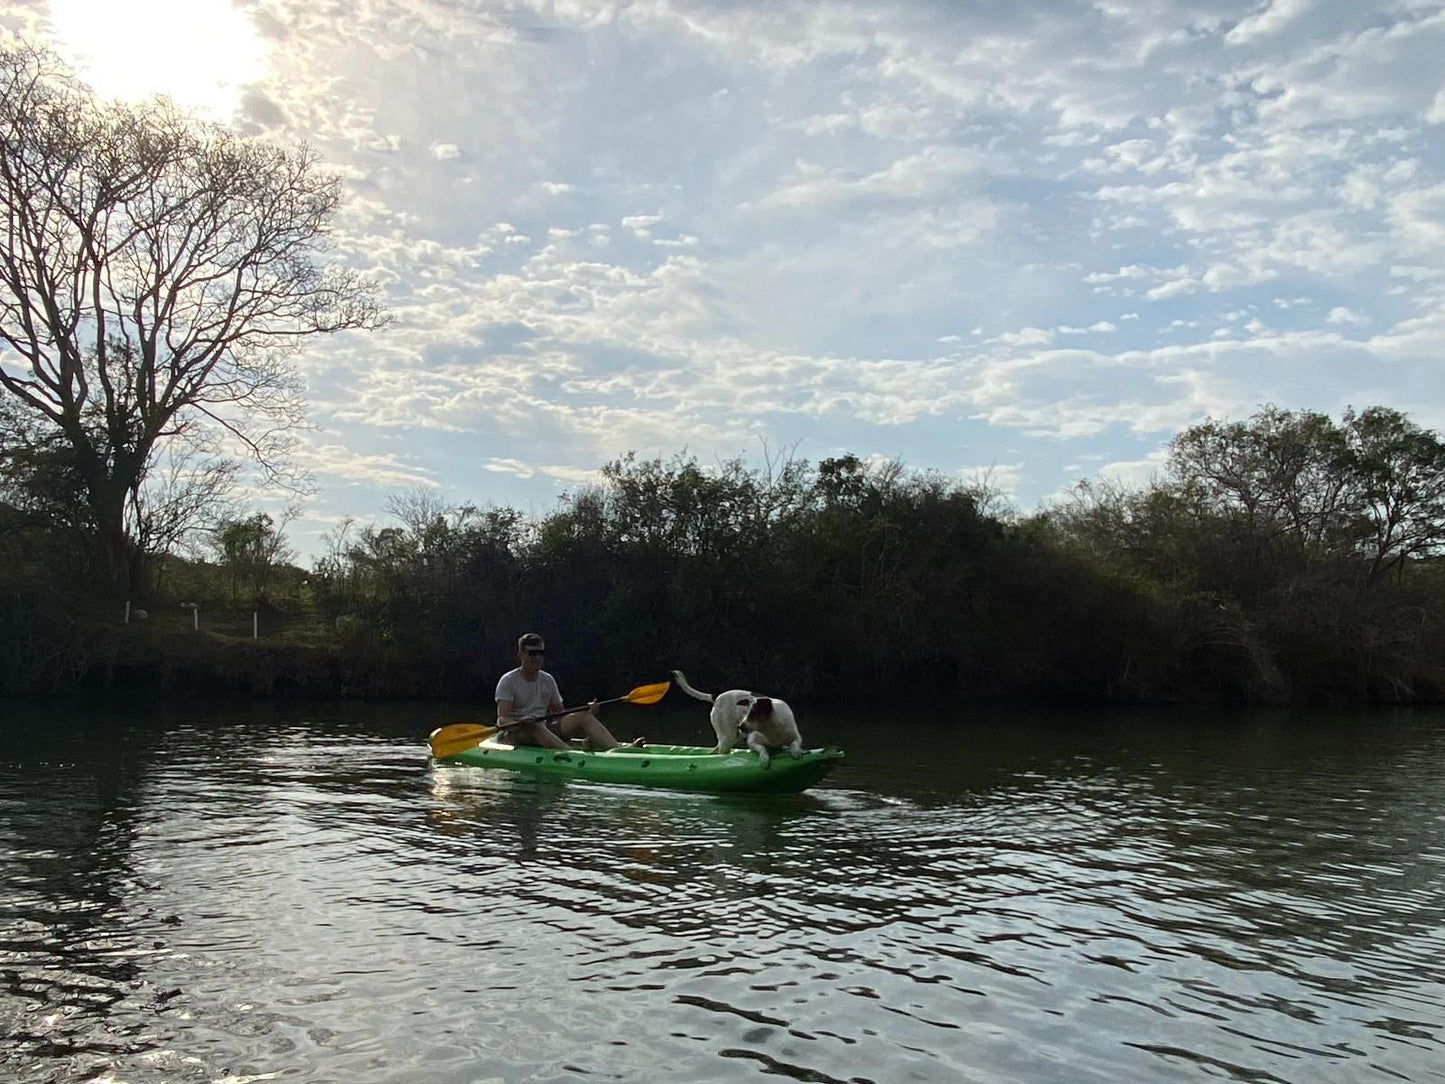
[3,43,1444,706]
[5,410,1445,705]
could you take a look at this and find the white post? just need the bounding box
[124,600,131,624]
[193,607,199,631]
[253,611,259,639]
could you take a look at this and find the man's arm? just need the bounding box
[498,695,542,727]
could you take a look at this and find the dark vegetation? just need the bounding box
[5,406,1445,707]
[4,45,1445,707]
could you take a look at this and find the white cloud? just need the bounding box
[1326,306,1371,326]
[1094,447,1172,492]
[1147,275,1198,300]
[482,458,601,486]
[993,327,1056,347]
[1388,184,1445,252]
[1226,0,1310,46]
[621,214,664,236]
[747,146,984,211]
[303,443,437,489]
[1084,264,1154,284]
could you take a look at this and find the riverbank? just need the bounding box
[6,578,1445,707]
[2,604,473,700]
[6,620,1442,709]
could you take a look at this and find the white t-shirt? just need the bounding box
[495,668,562,721]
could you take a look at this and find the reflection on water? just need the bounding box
[2,702,1444,1083]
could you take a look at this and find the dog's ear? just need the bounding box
[750,697,773,718]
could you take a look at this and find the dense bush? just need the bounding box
[5,406,1445,705]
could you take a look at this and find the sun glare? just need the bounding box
[47,0,267,117]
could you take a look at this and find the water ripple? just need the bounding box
[3,709,1445,1082]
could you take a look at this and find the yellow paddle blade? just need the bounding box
[624,680,671,706]
[428,723,499,759]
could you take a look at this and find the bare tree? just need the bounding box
[0,44,386,592]
[132,440,241,564]
[386,486,451,537]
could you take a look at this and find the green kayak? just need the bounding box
[436,737,845,794]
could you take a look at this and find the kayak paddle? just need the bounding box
[427,679,672,759]
[428,723,498,759]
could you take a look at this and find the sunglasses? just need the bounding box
[523,648,546,657]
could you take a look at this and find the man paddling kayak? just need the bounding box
[495,633,643,750]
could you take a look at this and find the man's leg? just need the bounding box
[511,719,570,749]
[557,711,643,750]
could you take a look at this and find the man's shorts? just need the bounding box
[507,717,565,746]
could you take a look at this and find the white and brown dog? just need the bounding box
[671,670,803,767]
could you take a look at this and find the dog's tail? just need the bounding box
[670,669,715,704]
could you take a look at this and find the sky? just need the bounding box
[2,0,1444,556]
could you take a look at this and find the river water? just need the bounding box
[1,700,1443,1084]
